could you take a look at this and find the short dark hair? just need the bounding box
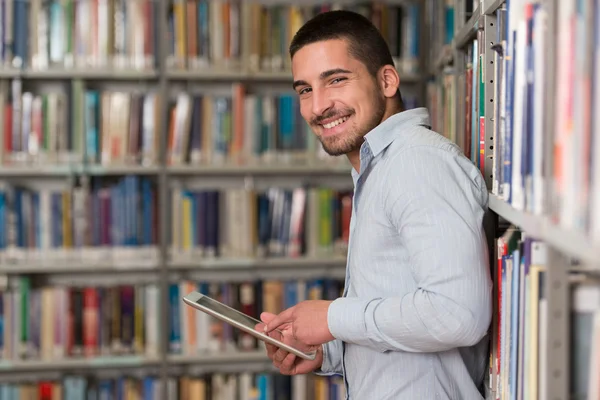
[289,10,395,78]
[289,10,402,104]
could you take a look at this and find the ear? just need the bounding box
[378,65,400,99]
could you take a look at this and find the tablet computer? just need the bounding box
[182,291,317,361]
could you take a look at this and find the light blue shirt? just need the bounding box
[318,107,493,400]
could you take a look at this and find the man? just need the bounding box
[255,10,492,400]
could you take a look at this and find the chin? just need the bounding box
[319,133,362,157]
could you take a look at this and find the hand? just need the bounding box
[255,312,323,375]
[263,300,335,345]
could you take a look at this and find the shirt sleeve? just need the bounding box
[327,144,493,353]
[314,339,344,376]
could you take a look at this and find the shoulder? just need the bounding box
[381,126,488,209]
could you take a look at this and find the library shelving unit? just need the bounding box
[0,0,425,397]
[428,0,600,399]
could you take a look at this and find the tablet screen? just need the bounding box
[183,291,316,361]
[194,294,262,331]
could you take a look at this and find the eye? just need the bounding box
[299,87,312,95]
[331,77,346,84]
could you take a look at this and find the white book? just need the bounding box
[179,282,189,354]
[532,6,546,216]
[145,285,159,357]
[510,3,526,211]
[591,0,600,243]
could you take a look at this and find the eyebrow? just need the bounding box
[292,68,352,90]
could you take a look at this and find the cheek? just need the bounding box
[299,101,313,123]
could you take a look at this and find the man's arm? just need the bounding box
[314,339,344,376]
[327,145,493,353]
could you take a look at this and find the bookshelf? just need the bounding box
[0,0,425,398]
[428,0,600,399]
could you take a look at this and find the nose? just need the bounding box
[311,88,334,117]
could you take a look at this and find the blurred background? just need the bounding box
[0,0,597,399]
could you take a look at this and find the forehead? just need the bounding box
[291,39,362,79]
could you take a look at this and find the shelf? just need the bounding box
[170,255,346,269]
[433,45,454,73]
[84,164,161,175]
[0,355,160,372]
[0,165,83,177]
[0,69,20,78]
[167,68,422,83]
[0,259,159,274]
[167,163,350,176]
[169,255,347,281]
[167,68,294,81]
[168,351,269,366]
[488,194,600,266]
[483,0,505,15]
[167,69,274,81]
[488,194,543,235]
[0,164,160,177]
[21,68,158,80]
[454,6,482,49]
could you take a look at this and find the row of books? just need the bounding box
[0,78,414,168]
[0,372,345,400]
[426,0,488,179]
[0,375,160,400]
[488,226,600,400]
[0,79,162,168]
[0,176,160,265]
[166,373,345,400]
[0,0,420,77]
[424,0,477,68]
[0,278,160,361]
[489,0,600,242]
[426,69,456,144]
[464,33,485,174]
[0,81,324,169]
[431,28,486,178]
[0,277,342,362]
[170,186,352,261]
[165,84,418,167]
[0,179,355,264]
[166,86,334,168]
[169,278,343,356]
[169,0,419,76]
[3,0,156,71]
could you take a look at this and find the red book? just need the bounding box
[39,381,53,400]
[84,287,99,357]
[4,105,12,155]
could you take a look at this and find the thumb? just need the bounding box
[260,312,277,323]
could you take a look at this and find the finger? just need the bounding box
[272,347,289,364]
[280,352,297,372]
[260,312,276,324]
[265,342,278,359]
[264,308,293,333]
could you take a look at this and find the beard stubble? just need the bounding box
[316,96,386,157]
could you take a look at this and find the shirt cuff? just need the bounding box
[327,297,387,352]
[315,342,337,376]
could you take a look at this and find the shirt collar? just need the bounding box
[363,107,431,158]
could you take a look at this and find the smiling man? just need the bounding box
[256,10,493,400]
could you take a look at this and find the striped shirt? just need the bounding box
[318,107,493,400]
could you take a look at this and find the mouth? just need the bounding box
[319,115,351,134]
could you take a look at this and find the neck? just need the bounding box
[347,103,404,173]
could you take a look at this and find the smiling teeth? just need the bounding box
[323,116,349,129]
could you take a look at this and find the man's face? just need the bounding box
[291,39,386,156]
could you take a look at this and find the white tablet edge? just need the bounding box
[182,291,317,361]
